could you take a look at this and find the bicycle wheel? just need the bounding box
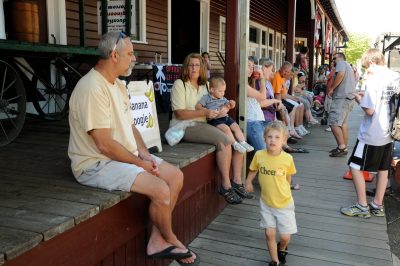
[0,60,26,146]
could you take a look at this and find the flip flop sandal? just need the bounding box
[147,246,192,260]
[177,251,200,266]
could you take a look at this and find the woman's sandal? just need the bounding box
[289,130,302,139]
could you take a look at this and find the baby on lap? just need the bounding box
[195,77,253,153]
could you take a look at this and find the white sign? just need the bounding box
[130,95,153,132]
[127,81,162,152]
[97,1,137,35]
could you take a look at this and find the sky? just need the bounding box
[335,0,400,40]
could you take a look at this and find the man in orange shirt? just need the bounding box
[273,62,308,138]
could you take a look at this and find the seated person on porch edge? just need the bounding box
[68,31,199,265]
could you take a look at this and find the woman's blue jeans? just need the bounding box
[246,120,270,152]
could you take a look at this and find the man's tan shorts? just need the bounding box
[328,98,354,126]
[77,155,163,192]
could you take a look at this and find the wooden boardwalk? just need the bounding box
[173,106,394,266]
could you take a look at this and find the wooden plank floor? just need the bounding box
[0,114,215,262]
[172,106,393,266]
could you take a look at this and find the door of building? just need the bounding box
[171,0,200,64]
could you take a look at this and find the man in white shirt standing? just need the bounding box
[341,48,400,218]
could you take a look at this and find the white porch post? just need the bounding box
[47,0,67,44]
[238,0,249,182]
[0,0,5,39]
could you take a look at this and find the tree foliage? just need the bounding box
[343,33,371,65]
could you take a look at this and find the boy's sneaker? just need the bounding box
[340,203,371,218]
[232,141,246,153]
[268,261,279,266]
[277,242,288,264]
[239,141,254,152]
[231,181,254,199]
[369,202,385,217]
[218,186,242,204]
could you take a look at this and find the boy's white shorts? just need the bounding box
[260,199,297,235]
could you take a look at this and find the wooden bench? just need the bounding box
[0,117,225,265]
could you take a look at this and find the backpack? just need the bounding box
[389,85,400,141]
[389,77,400,141]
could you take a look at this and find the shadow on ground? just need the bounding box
[385,180,400,259]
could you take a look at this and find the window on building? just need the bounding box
[97,0,147,43]
[269,33,273,47]
[247,22,284,63]
[261,48,266,58]
[219,16,226,52]
[259,30,268,58]
[249,27,257,43]
[268,50,273,60]
[132,0,146,42]
[275,33,281,68]
[268,30,274,61]
[282,35,286,62]
[262,31,266,45]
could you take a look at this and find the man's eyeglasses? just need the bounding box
[188,63,201,68]
[112,31,128,52]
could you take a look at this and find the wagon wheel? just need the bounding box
[31,61,78,120]
[0,60,26,146]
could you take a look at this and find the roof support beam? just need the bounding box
[225,0,239,120]
[287,0,296,63]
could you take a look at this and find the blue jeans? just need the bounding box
[247,120,270,152]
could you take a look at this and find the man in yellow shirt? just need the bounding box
[68,32,198,265]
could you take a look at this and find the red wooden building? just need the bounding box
[0,1,348,265]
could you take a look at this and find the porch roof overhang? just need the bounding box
[319,0,349,40]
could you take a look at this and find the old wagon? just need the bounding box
[0,0,149,146]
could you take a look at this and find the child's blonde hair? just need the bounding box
[264,120,289,140]
[210,76,226,89]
